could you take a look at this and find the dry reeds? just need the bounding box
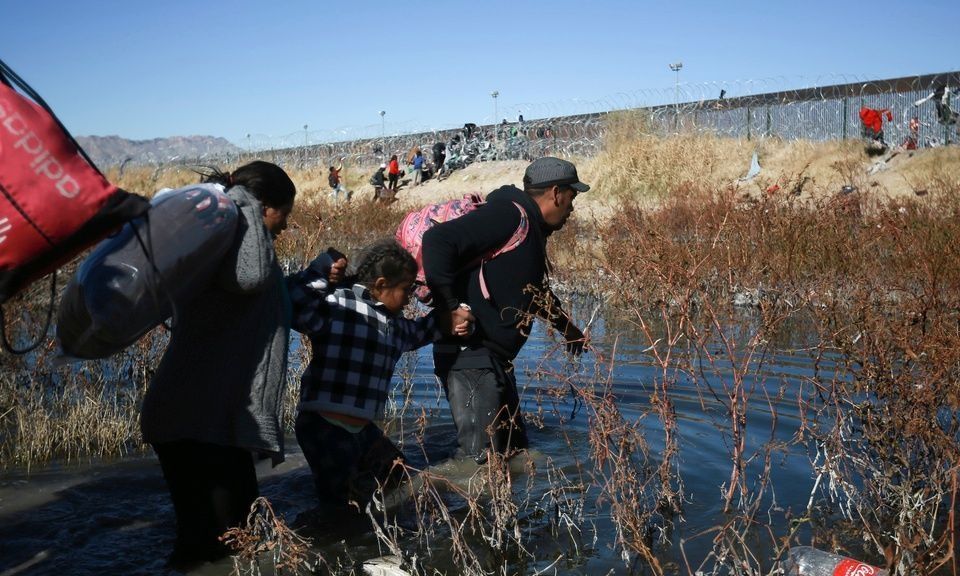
[2,134,959,575]
[222,496,320,576]
[592,168,960,573]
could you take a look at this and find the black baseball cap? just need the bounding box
[523,157,590,192]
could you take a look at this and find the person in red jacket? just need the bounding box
[387,154,400,193]
[859,106,893,147]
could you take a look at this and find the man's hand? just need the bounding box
[563,325,590,356]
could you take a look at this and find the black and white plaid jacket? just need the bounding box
[288,265,439,422]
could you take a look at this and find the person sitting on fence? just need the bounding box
[916,85,957,126]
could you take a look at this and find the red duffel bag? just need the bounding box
[0,58,149,351]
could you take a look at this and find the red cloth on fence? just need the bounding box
[859,107,893,133]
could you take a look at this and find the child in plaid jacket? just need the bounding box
[288,239,472,514]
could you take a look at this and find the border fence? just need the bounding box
[655,71,960,147]
[118,72,960,172]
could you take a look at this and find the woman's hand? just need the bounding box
[563,325,590,356]
[325,247,349,285]
[329,257,348,284]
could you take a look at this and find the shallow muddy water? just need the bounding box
[0,304,833,575]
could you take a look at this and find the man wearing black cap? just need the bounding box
[422,156,589,463]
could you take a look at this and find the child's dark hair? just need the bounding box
[197,160,296,209]
[351,239,417,287]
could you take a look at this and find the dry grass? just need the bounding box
[222,497,320,576]
[3,128,960,575]
[592,163,960,573]
[0,323,164,469]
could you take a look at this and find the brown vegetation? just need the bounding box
[1,128,959,574]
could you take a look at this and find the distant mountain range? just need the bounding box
[75,135,241,168]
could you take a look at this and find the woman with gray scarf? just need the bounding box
[140,160,345,570]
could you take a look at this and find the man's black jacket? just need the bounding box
[422,185,552,366]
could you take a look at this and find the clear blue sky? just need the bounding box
[4,0,957,146]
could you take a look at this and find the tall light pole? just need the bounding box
[303,124,309,147]
[491,91,499,140]
[669,62,683,130]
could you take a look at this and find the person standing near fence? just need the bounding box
[431,142,446,177]
[412,150,424,187]
[421,157,590,463]
[328,158,350,201]
[370,163,387,203]
[387,154,400,193]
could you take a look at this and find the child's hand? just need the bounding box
[453,319,473,337]
[446,304,474,337]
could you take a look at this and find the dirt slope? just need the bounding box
[319,142,960,220]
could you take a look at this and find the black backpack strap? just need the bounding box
[0,271,57,355]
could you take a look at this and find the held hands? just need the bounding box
[326,247,348,285]
[329,257,348,285]
[452,318,473,337]
[446,304,475,338]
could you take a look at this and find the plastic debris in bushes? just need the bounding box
[781,546,887,576]
[915,85,956,126]
[57,184,238,359]
[738,150,761,182]
[0,58,149,352]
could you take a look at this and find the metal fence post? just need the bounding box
[746,105,751,141]
[765,105,771,138]
[842,97,847,139]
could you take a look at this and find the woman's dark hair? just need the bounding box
[351,239,417,287]
[198,160,296,209]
